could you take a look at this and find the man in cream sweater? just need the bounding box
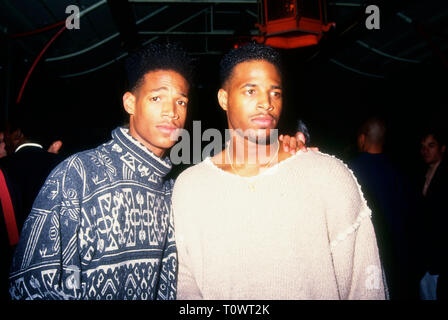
[172,43,387,300]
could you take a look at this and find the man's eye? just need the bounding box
[246,89,255,95]
[151,96,161,102]
[177,100,187,106]
[271,91,281,98]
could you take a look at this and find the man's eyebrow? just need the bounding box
[239,83,282,90]
[150,86,188,98]
[240,83,257,89]
[150,86,169,92]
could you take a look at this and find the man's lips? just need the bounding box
[250,115,275,127]
[156,124,178,135]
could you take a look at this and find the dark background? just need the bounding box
[1,0,447,177]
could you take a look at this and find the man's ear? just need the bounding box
[217,88,229,111]
[123,91,136,115]
[357,133,366,151]
[442,145,446,154]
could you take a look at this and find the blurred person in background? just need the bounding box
[0,131,7,158]
[418,129,447,300]
[349,116,419,299]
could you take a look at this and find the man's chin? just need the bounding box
[158,141,177,150]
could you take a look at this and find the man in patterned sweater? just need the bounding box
[8,43,193,300]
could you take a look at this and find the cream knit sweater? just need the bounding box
[172,150,387,300]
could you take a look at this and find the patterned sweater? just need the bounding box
[9,127,176,300]
[173,150,387,300]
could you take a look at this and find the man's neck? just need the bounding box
[127,127,166,158]
[228,134,278,164]
[222,134,279,177]
[364,144,383,154]
[428,159,441,170]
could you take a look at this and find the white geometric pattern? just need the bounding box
[9,127,176,300]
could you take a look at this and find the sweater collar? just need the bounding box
[112,127,172,179]
[15,143,43,153]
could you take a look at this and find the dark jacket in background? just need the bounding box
[0,146,63,231]
[349,152,420,299]
[419,158,448,299]
[0,145,63,299]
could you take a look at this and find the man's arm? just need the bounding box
[8,156,84,300]
[324,158,387,300]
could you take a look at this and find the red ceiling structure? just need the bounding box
[253,0,334,48]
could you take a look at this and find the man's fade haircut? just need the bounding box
[358,116,387,145]
[125,42,194,92]
[219,42,282,88]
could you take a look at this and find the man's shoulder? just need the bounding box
[285,151,360,189]
[50,142,110,175]
[64,136,119,163]
[177,159,212,177]
[173,159,215,188]
[437,158,448,177]
[0,147,59,173]
[285,150,350,171]
[20,146,63,165]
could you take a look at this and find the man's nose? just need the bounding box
[161,101,179,119]
[257,93,273,111]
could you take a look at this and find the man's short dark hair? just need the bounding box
[422,129,447,147]
[125,42,194,92]
[219,42,282,87]
[358,116,387,146]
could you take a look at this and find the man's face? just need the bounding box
[123,69,189,157]
[420,134,445,165]
[218,60,282,144]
